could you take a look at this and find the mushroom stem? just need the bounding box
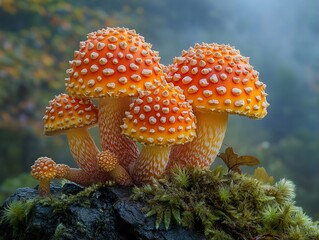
[98,97,138,171]
[66,128,100,174]
[168,111,228,169]
[55,164,97,186]
[66,169,94,186]
[109,166,133,186]
[38,179,51,197]
[132,145,171,184]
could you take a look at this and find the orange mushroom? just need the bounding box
[165,43,269,169]
[121,78,196,184]
[65,27,164,171]
[97,150,133,185]
[43,93,100,174]
[31,157,56,196]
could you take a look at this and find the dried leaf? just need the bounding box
[254,167,274,185]
[218,147,260,173]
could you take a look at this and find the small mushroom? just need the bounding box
[43,93,100,174]
[31,157,56,196]
[65,27,164,171]
[97,150,133,185]
[121,78,196,184]
[54,164,70,179]
[165,43,269,169]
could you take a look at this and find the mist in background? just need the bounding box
[0,0,318,218]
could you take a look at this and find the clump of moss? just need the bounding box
[0,181,115,238]
[37,182,114,215]
[132,166,319,239]
[1,198,35,238]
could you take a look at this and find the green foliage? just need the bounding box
[1,199,35,237]
[52,223,74,240]
[1,182,114,235]
[37,182,114,215]
[272,179,296,204]
[132,166,319,239]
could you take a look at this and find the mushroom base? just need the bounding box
[97,150,133,186]
[98,97,138,171]
[132,145,171,184]
[109,165,133,186]
[167,111,228,169]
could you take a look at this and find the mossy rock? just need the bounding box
[132,166,319,240]
[0,183,204,240]
[1,167,319,240]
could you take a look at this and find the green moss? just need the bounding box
[1,199,34,225]
[132,166,319,239]
[52,223,73,240]
[1,182,114,234]
[1,199,35,238]
[37,182,114,214]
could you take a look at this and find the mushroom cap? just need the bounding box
[165,43,269,119]
[65,27,163,98]
[97,150,119,172]
[43,93,98,136]
[55,164,70,179]
[31,157,56,181]
[121,76,197,146]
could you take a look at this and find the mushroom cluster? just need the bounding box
[65,27,163,172]
[31,27,269,195]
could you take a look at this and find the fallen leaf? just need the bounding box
[218,147,260,173]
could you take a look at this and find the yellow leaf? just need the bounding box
[254,167,274,185]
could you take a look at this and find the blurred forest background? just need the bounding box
[0,0,318,219]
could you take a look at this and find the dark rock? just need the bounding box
[0,183,205,240]
[61,183,84,195]
[115,199,205,240]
